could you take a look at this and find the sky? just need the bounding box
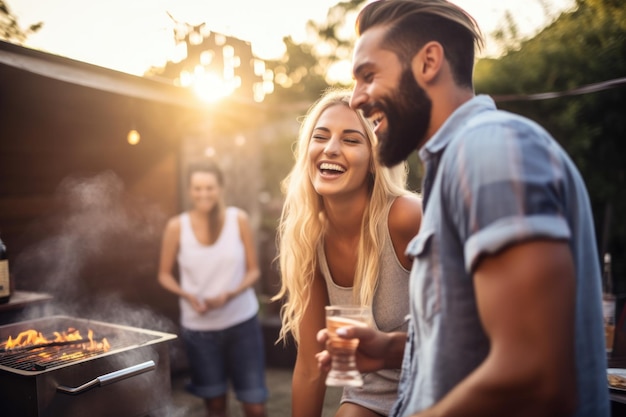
[10,0,576,77]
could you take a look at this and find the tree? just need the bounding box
[0,1,42,43]
[264,36,331,104]
[475,0,626,289]
[265,0,364,103]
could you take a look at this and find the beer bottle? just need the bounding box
[602,253,616,354]
[0,236,10,304]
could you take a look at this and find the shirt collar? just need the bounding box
[419,94,496,161]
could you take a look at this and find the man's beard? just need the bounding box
[377,68,432,167]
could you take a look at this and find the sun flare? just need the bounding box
[178,68,239,103]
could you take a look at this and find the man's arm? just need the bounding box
[316,325,407,373]
[414,239,577,417]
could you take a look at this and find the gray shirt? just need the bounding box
[319,199,410,416]
[391,95,609,417]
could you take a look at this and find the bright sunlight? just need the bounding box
[178,65,239,103]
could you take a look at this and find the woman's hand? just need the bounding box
[204,293,230,310]
[184,293,207,313]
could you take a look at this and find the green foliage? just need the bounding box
[475,0,626,288]
[305,0,363,61]
[0,0,43,43]
[265,36,331,103]
[266,0,364,102]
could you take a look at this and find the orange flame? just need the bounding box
[2,327,111,352]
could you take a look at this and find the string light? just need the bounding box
[127,129,141,145]
[492,77,626,102]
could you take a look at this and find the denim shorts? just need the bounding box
[181,315,268,404]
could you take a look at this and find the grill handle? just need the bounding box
[56,360,156,395]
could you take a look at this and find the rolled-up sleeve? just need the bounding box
[443,116,572,273]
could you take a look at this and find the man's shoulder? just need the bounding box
[469,107,550,138]
[445,107,554,159]
[438,107,563,190]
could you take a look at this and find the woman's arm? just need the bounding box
[292,270,329,417]
[158,217,183,295]
[231,209,261,298]
[158,216,205,312]
[388,194,422,269]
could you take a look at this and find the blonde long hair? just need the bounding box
[273,89,413,344]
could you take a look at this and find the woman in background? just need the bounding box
[274,89,422,417]
[158,161,267,417]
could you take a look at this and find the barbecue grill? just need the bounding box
[0,315,177,417]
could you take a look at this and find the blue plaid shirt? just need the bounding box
[391,95,609,417]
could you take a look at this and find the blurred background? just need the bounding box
[0,0,624,371]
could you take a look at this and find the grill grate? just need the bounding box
[0,344,110,371]
[0,316,173,377]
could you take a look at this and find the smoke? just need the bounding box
[11,170,176,330]
[2,171,256,415]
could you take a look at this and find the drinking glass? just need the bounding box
[325,305,371,387]
[604,292,616,355]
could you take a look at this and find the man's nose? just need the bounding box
[350,85,365,110]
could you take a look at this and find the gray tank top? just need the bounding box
[318,200,410,415]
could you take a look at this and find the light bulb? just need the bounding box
[127,129,140,145]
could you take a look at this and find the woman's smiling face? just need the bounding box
[189,171,221,213]
[307,103,372,199]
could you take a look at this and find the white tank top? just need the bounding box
[177,207,258,331]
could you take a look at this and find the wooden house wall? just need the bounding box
[0,64,183,326]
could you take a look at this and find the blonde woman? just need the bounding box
[274,89,422,417]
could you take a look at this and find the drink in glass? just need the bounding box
[325,305,371,387]
[603,253,615,355]
[604,292,616,354]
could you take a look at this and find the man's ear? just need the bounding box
[411,41,444,84]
